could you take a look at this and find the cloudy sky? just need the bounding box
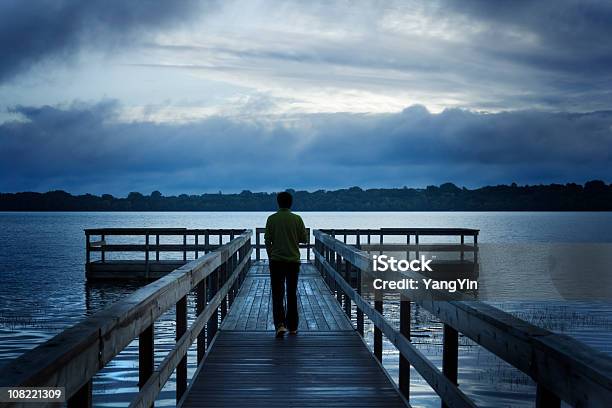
[1,0,611,195]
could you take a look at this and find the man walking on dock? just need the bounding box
[265,191,309,337]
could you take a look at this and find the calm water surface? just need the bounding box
[1,212,611,407]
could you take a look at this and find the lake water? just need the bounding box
[1,211,611,407]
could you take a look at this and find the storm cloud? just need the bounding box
[1,1,612,194]
[0,0,204,82]
[1,101,610,194]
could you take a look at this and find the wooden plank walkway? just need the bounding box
[181,261,407,408]
[221,262,354,332]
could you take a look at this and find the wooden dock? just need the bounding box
[181,262,405,407]
[2,227,612,408]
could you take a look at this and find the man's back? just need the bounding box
[264,209,308,263]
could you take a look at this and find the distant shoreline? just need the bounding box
[2,181,611,211]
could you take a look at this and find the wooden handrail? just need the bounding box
[0,231,252,407]
[84,228,246,235]
[314,248,477,408]
[85,229,249,280]
[313,229,612,408]
[319,227,479,236]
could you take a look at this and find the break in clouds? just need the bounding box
[1,101,610,195]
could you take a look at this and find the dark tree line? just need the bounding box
[1,181,611,211]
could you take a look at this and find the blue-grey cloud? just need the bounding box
[1,101,610,195]
[0,0,204,83]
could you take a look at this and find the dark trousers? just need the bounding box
[269,260,300,331]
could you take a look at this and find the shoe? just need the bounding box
[275,325,288,338]
[289,330,298,335]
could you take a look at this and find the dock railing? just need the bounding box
[85,228,245,278]
[319,227,478,261]
[0,230,252,408]
[313,229,612,408]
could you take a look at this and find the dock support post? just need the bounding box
[145,234,150,280]
[207,269,219,343]
[399,295,411,400]
[183,234,187,262]
[374,291,383,362]
[356,268,364,336]
[335,253,342,304]
[196,279,207,361]
[67,380,92,408]
[101,234,105,263]
[536,384,561,408]
[155,234,160,262]
[85,232,90,276]
[176,296,187,403]
[220,262,227,320]
[139,323,154,407]
[256,230,261,261]
[306,229,311,260]
[344,260,351,318]
[195,233,199,259]
[442,324,458,408]
[406,234,410,260]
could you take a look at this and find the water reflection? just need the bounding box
[2,212,612,407]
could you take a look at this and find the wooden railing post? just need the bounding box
[183,234,187,262]
[67,380,92,408]
[195,233,199,259]
[228,253,235,306]
[155,234,160,262]
[220,261,227,320]
[442,324,458,408]
[207,269,219,342]
[356,266,364,336]
[344,260,351,318]
[101,234,105,263]
[374,290,383,362]
[139,323,154,407]
[196,279,207,362]
[85,231,91,268]
[335,252,342,304]
[399,295,411,400]
[406,234,410,260]
[176,296,187,403]
[256,229,261,260]
[306,228,311,260]
[145,234,150,280]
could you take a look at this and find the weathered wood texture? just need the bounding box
[85,228,246,281]
[87,260,186,280]
[314,229,612,408]
[0,232,252,408]
[180,260,406,407]
[182,332,405,408]
[221,262,353,332]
